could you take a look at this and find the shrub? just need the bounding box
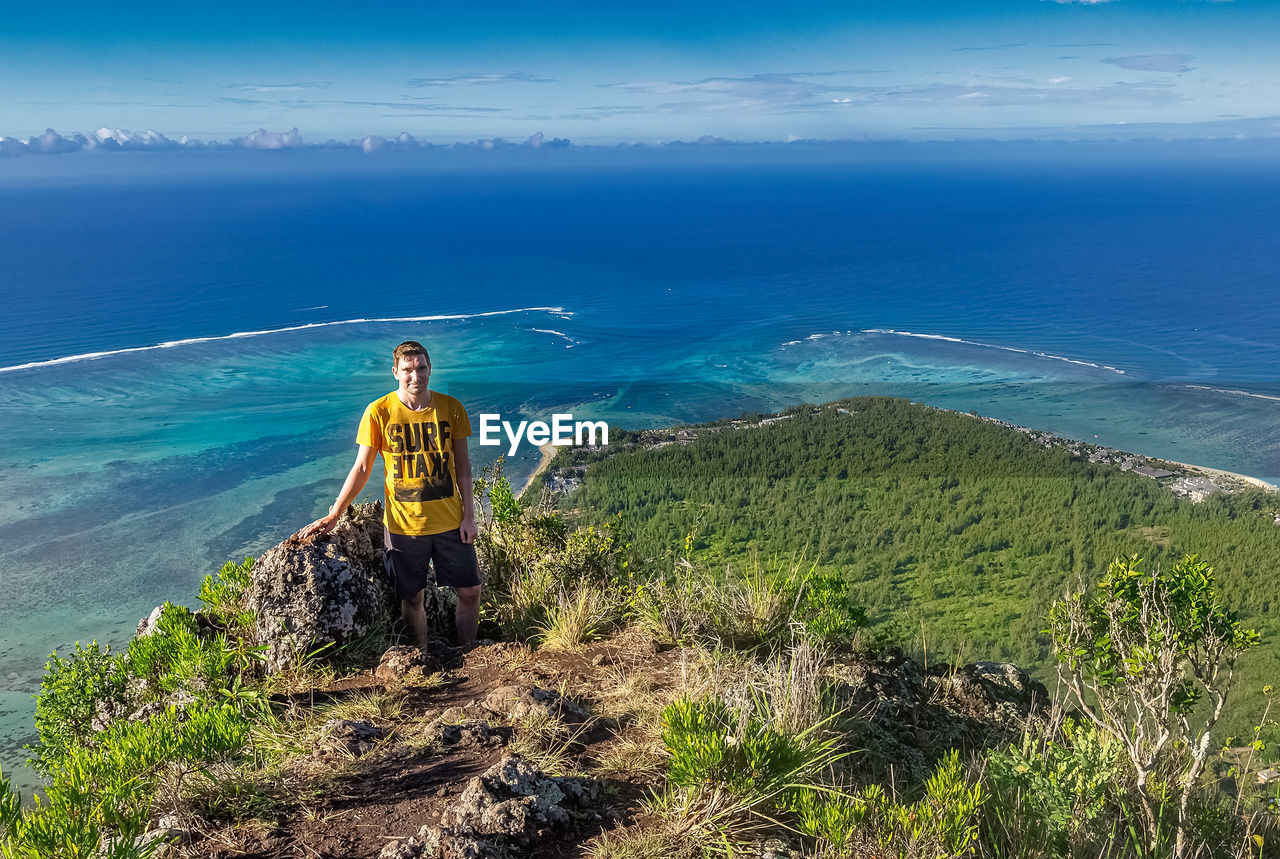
[791,569,867,645]
[198,556,255,632]
[792,788,867,853]
[476,460,628,642]
[0,766,21,840]
[124,603,237,699]
[30,641,129,777]
[1049,554,1260,857]
[656,695,845,848]
[856,751,987,858]
[4,704,250,858]
[984,718,1121,857]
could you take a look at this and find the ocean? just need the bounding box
[2,145,1279,791]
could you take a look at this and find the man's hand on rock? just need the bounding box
[297,511,340,541]
[459,515,477,544]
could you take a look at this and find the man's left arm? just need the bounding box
[454,434,477,543]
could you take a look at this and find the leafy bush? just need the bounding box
[856,751,988,858]
[984,718,1120,857]
[11,550,286,858]
[792,789,867,854]
[1049,554,1260,856]
[124,603,237,699]
[657,695,845,847]
[30,641,129,777]
[0,766,21,842]
[482,461,523,526]
[786,568,867,646]
[4,704,250,858]
[476,461,628,641]
[198,556,255,632]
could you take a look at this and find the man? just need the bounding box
[298,340,480,645]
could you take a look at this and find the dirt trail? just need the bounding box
[184,633,680,859]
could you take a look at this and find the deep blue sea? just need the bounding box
[2,145,1279,791]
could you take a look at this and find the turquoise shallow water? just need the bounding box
[3,155,1279,794]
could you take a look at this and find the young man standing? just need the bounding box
[298,340,480,645]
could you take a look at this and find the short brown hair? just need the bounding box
[392,340,430,367]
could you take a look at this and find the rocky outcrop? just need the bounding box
[433,719,502,749]
[315,719,387,759]
[246,503,426,672]
[377,756,596,859]
[830,650,1050,783]
[376,645,438,682]
[481,685,591,725]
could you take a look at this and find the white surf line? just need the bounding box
[860,328,1126,375]
[529,327,580,348]
[0,307,571,374]
[1182,384,1280,404]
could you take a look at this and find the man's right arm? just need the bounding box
[297,444,378,539]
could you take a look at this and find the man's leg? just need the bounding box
[386,528,432,647]
[454,585,480,644]
[401,589,430,647]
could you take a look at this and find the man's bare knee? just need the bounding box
[402,590,425,610]
[454,585,481,605]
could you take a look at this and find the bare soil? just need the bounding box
[180,631,684,859]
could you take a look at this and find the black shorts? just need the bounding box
[383,527,482,599]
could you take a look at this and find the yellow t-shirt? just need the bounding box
[356,391,472,536]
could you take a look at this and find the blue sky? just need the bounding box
[2,0,1278,144]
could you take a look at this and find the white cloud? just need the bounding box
[226,82,333,93]
[407,73,552,87]
[234,128,305,149]
[1104,54,1195,73]
[0,127,575,157]
[1049,76,1072,84]
[596,72,1186,117]
[0,127,193,155]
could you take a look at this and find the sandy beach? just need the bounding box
[518,442,560,499]
[1162,460,1278,492]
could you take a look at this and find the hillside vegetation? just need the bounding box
[533,397,1280,732]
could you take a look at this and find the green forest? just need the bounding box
[534,397,1280,734]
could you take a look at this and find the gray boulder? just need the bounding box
[315,718,386,759]
[377,755,597,859]
[247,502,395,673]
[481,685,591,725]
[376,644,438,682]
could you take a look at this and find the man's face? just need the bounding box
[393,354,430,394]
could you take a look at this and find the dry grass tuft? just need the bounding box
[585,823,700,859]
[758,634,831,735]
[537,587,617,650]
[507,708,594,776]
[675,632,834,733]
[591,733,667,781]
[315,687,406,724]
